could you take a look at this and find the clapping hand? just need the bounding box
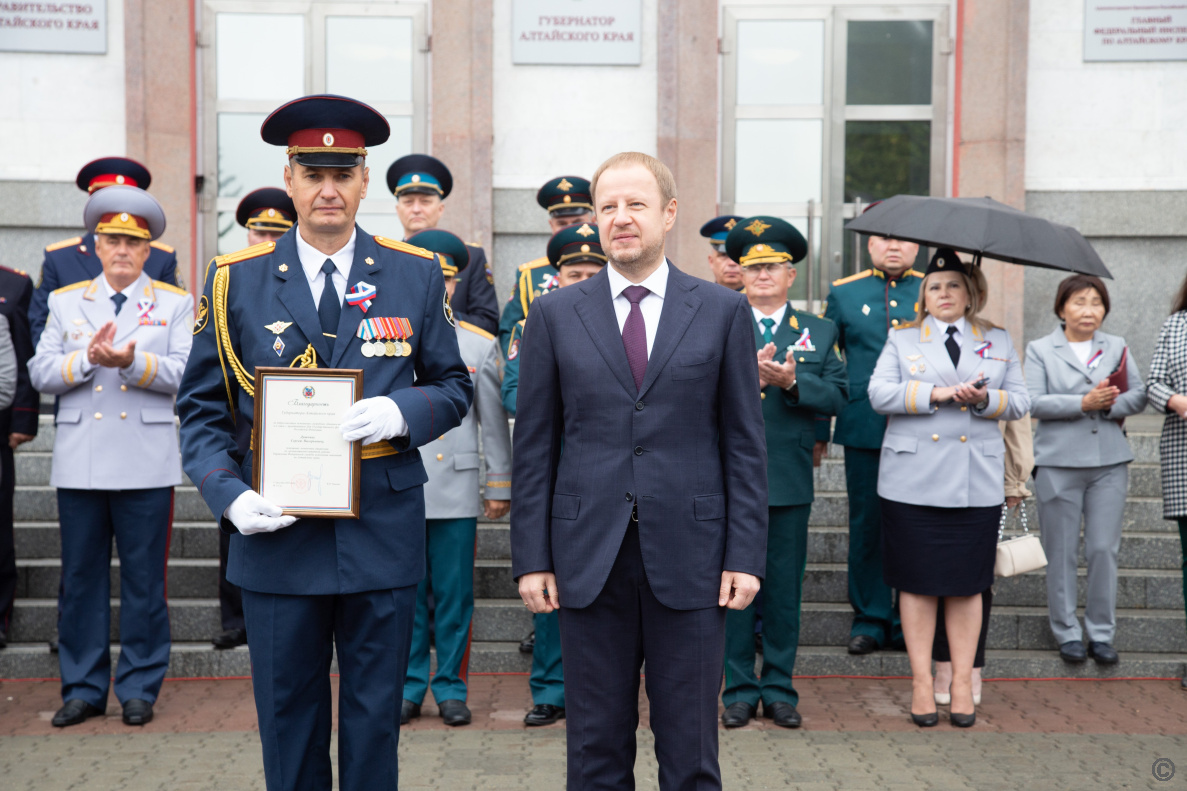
[87,321,136,369]
[756,343,776,388]
[757,343,796,390]
[1081,379,1120,412]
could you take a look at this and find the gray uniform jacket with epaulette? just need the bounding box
[421,321,511,518]
[29,271,193,490]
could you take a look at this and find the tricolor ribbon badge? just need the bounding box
[792,327,815,352]
[975,340,993,358]
[1086,349,1104,369]
[346,281,377,313]
[137,299,166,326]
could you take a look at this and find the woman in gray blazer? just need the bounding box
[1026,275,1146,667]
[869,249,1029,728]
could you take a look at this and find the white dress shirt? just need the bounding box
[295,228,355,305]
[932,315,967,347]
[607,259,669,358]
[100,276,139,304]
[750,302,788,333]
[1069,339,1093,365]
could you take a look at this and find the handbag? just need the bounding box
[994,503,1047,577]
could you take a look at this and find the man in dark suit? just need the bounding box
[511,152,768,791]
[31,157,180,344]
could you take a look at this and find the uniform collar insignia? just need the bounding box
[788,313,799,330]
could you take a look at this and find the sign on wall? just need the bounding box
[1084,1,1187,61]
[513,0,641,65]
[0,1,106,54]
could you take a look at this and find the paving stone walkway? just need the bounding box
[1,674,1185,789]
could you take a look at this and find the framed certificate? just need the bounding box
[252,367,364,519]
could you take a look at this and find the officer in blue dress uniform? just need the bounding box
[210,188,297,652]
[178,95,472,791]
[500,221,606,727]
[817,228,922,655]
[700,215,745,291]
[31,157,180,344]
[387,154,497,334]
[0,259,38,648]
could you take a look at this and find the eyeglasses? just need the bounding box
[742,263,790,275]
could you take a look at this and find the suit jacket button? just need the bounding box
[1092,428,1098,434]
[931,434,939,441]
[960,436,967,442]
[961,405,968,412]
[625,492,633,501]
[635,401,644,410]
[892,319,899,326]
[94,412,102,420]
[634,446,643,456]
[436,453,444,461]
[760,392,766,400]
[120,412,127,420]
[120,385,128,391]
[94,385,102,392]
[890,300,898,307]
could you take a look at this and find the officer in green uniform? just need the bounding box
[496,176,594,358]
[817,230,922,655]
[721,217,848,729]
[700,215,744,291]
[500,222,606,727]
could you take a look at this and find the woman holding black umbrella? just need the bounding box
[869,248,1029,727]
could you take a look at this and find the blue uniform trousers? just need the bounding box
[844,447,902,646]
[242,585,417,791]
[724,504,808,708]
[57,487,173,707]
[530,610,564,707]
[404,517,476,705]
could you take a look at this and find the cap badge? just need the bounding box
[580,244,590,253]
[265,321,293,335]
[724,218,738,230]
[267,209,276,217]
[120,213,129,222]
[753,244,766,252]
[937,258,945,267]
[557,178,573,192]
[116,175,125,184]
[410,174,421,183]
[563,195,572,203]
[323,132,335,146]
[576,224,595,237]
[745,219,771,237]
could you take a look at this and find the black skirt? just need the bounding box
[881,498,1000,597]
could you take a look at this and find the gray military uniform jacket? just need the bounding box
[868,316,1030,508]
[1025,328,1147,468]
[422,321,511,518]
[29,272,194,490]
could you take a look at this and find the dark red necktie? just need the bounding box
[621,285,650,391]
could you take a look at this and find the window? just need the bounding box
[201,2,427,261]
[722,4,949,306]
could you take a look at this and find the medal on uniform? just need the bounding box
[975,340,993,359]
[273,337,285,356]
[137,299,166,326]
[909,365,918,375]
[345,281,377,313]
[1086,349,1103,369]
[862,304,871,315]
[357,318,380,356]
[791,327,815,352]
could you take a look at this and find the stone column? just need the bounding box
[657,0,718,280]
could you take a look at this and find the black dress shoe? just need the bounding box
[400,699,421,725]
[211,628,247,649]
[764,701,802,728]
[721,701,756,728]
[52,699,105,727]
[0,629,6,649]
[518,631,535,654]
[122,699,153,726]
[911,711,939,727]
[1088,641,1119,665]
[524,704,565,726]
[848,635,879,655]
[1059,640,1087,663]
[950,711,976,728]
[438,699,472,726]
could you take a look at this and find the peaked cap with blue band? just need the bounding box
[75,156,153,194]
[699,215,744,248]
[236,187,296,231]
[725,216,808,266]
[407,229,470,277]
[260,94,390,168]
[547,222,606,268]
[537,175,593,217]
[83,185,166,242]
[386,154,453,198]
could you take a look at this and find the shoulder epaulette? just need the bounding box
[458,320,495,341]
[518,256,551,272]
[466,242,482,248]
[51,280,90,296]
[374,236,434,259]
[831,270,874,287]
[150,241,175,254]
[893,321,920,331]
[152,280,188,296]
[907,270,924,278]
[0,265,29,278]
[215,241,275,268]
[45,236,82,253]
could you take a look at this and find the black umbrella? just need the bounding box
[846,195,1112,279]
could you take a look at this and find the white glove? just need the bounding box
[224,490,298,535]
[339,396,408,445]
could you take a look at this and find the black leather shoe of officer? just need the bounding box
[764,701,802,728]
[122,699,154,726]
[211,628,248,649]
[1059,640,1087,663]
[518,631,535,654]
[1088,641,1119,665]
[848,635,879,655]
[950,711,976,728]
[911,711,939,727]
[400,699,421,725]
[438,699,472,726]
[523,704,565,726]
[52,699,104,727]
[721,702,756,728]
